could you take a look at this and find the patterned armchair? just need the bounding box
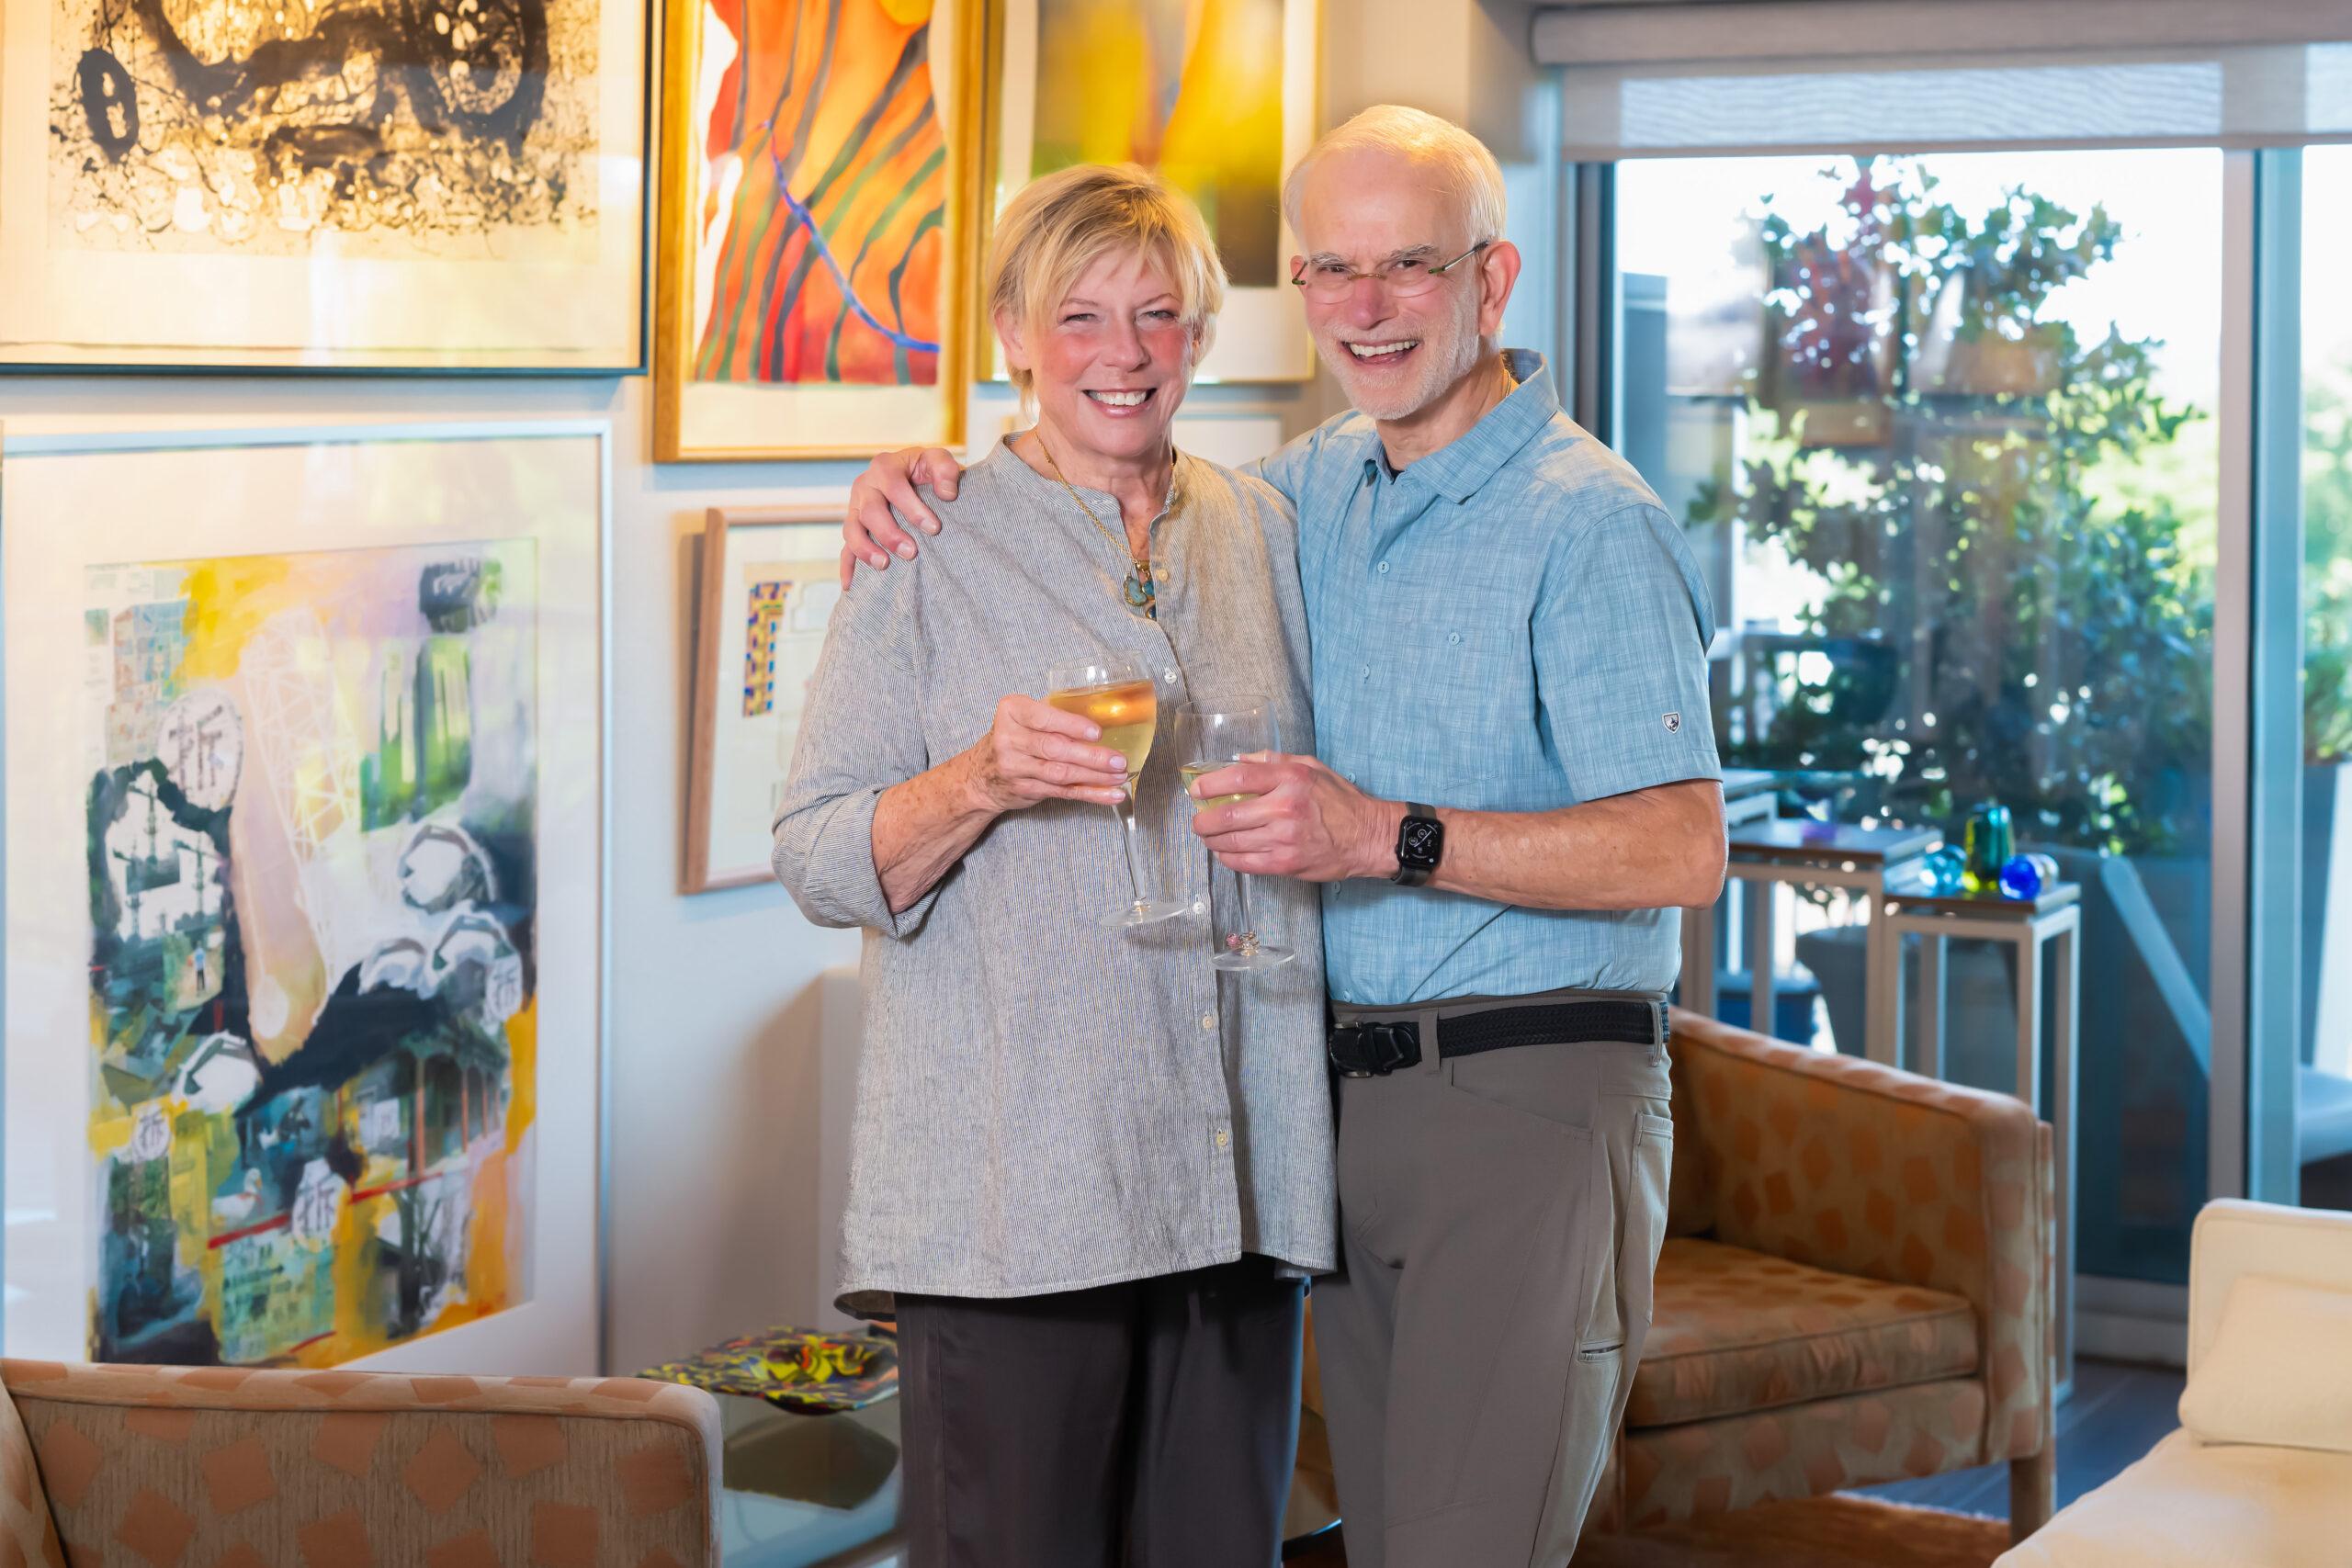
[0,1360,721,1567]
[1587,1009,2056,1544]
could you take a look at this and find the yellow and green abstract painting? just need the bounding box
[1030,0,1285,287]
[85,544,537,1366]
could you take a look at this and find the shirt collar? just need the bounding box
[1365,348,1560,502]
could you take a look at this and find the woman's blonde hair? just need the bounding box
[988,164,1226,399]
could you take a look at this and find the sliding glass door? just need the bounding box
[1612,151,2223,1283]
[2297,144,2352,1212]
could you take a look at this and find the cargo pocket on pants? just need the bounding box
[1533,1107,1675,1561]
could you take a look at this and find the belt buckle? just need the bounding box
[1330,1021,1420,1077]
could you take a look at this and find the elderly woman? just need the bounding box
[771,164,1331,1567]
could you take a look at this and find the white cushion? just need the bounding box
[1994,1429,2352,1568]
[2179,1274,2352,1453]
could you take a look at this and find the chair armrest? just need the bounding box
[2189,1201,2352,1375]
[1668,1009,2052,1461]
[2,1362,722,1567]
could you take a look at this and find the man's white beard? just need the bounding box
[1327,299,1487,423]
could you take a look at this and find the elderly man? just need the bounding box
[839,107,1725,1567]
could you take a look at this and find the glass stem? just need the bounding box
[1111,786,1152,911]
[1231,868,1259,955]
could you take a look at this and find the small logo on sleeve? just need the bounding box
[1662,712,1682,734]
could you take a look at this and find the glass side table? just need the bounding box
[718,1392,902,1568]
[1880,874,2082,1402]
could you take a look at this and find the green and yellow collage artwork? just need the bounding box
[85,544,538,1367]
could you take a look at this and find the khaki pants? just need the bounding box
[1315,996,1675,1568]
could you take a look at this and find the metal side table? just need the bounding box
[1880,875,2082,1400]
[1679,769,1781,1020]
[1719,821,1939,1059]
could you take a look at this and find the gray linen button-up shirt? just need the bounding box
[772,439,1335,1316]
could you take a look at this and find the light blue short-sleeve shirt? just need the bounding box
[1255,350,1722,1006]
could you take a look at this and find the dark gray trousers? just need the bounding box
[1315,998,1675,1568]
[896,1257,1305,1568]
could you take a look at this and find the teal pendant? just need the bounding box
[1125,564,1156,618]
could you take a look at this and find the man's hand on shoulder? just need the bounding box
[1187,752,1405,884]
[838,446,967,588]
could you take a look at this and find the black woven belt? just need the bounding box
[1328,998,1666,1077]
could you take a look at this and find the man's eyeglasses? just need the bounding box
[1289,240,1493,303]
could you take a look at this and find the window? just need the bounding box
[1616,151,2223,1283]
[2298,144,2352,1212]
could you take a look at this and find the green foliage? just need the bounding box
[2307,378,2352,764]
[1690,160,2216,852]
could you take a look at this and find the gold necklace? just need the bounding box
[1033,431,1167,619]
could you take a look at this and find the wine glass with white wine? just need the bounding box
[1047,652,1188,929]
[1175,698,1296,972]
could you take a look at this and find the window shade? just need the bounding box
[1533,5,2352,157]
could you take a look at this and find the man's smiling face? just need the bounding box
[1291,146,1490,422]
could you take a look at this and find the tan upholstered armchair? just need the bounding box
[1589,1010,2056,1543]
[0,1360,721,1566]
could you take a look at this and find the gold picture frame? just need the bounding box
[653,0,983,461]
[684,505,842,892]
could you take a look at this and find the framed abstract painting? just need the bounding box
[985,0,1319,384]
[653,0,981,460]
[0,421,609,1374]
[0,0,649,369]
[684,506,840,892]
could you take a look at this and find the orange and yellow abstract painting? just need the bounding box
[85,544,537,1366]
[1030,0,1285,287]
[690,0,951,387]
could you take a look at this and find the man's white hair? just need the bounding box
[1282,105,1508,249]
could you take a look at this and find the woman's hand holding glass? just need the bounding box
[960,694,1133,814]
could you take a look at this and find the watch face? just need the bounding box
[1401,818,1442,863]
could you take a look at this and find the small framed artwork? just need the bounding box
[685,506,842,892]
[0,420,608,1373]
[652,0,983,460]
[981,0,1321,384]
[0,0,650,369]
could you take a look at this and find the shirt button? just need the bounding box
[1199,1012,1216,1032]
[1214,1129,1230,1149]
[1360,665,1370,679]
[1449,632,1461,645]
[1193,899,1207,915]
[1377,561,1391,574]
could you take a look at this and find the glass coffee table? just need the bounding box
[716,1391,1339,1564]
[718,1391,903,1568]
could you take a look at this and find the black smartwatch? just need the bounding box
[1392,803,1442,886]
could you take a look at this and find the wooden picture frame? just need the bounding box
[684,505,842,892]
[652,0,983,460]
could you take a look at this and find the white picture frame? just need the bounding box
[0,420,609,1375]
[982,0,1320,384]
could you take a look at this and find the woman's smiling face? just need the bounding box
[1001,247,1199,467]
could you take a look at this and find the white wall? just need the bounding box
[0,0,1562,1378]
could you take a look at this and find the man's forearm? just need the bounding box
[1363,779,1726,911]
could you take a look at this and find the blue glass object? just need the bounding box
[1998,853,2042,900]
[1924,844,1966,894]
